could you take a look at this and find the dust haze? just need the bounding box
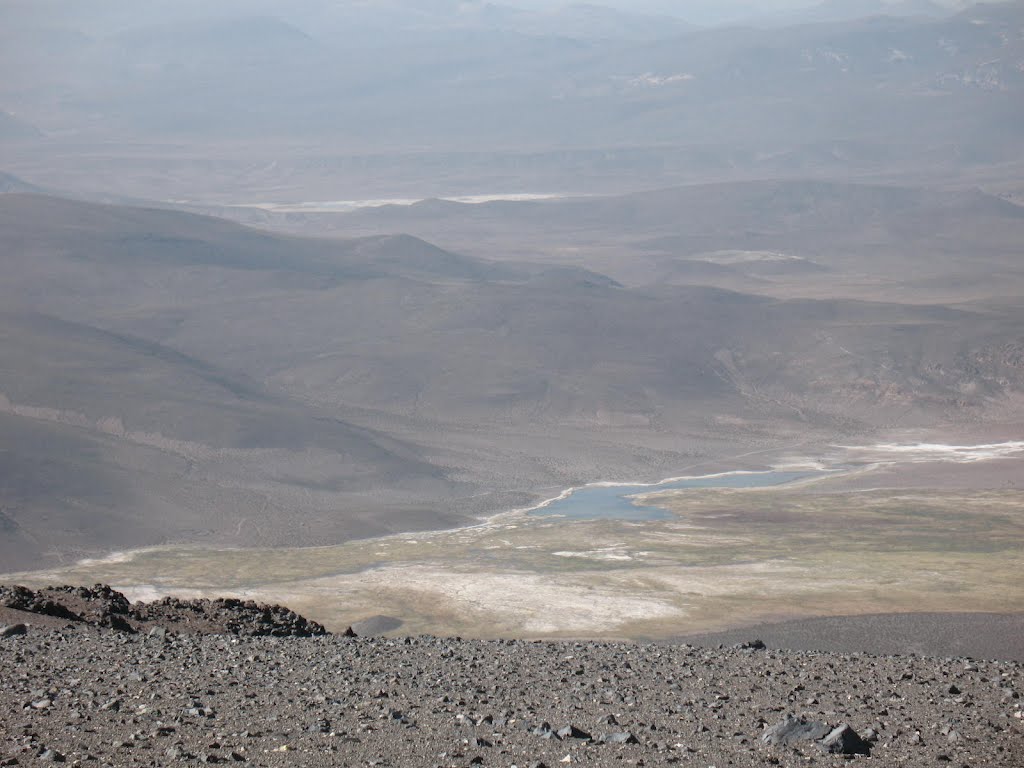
[0,0,1022,639]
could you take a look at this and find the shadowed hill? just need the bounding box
[2,193,1024,569]
[0,310,461,572]
[268,179,1024,304]
[0,193,513,282]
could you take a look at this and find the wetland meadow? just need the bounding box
[5,441,1023,640]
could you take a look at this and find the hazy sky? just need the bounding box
[502,0,819,16]
[501,0,975,24]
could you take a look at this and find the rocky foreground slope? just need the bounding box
[1,587,1021,767]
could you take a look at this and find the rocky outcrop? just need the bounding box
[0,584,327,637]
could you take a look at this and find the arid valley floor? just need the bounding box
[5,438,1022,646]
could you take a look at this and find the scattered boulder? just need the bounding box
[736,639,766,650]
[762,716,870,755]
[599,731,639,745]
[1,623,27,638]
[532,723,558,740]
[761,716,831,747]
[820,724,871,756]
[102,613,135,633]
[556,725,592,741]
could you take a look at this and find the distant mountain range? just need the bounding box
[2,1,1020,152]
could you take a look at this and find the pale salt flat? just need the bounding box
[551,549,636,561]
[228,193,579,214]
[303,565,681,635]
[845,441,1024,462]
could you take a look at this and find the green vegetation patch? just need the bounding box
[7,488,1024,638]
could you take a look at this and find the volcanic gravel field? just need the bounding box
[1,587,1022,768]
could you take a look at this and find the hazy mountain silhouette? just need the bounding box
[1,1,1020,154]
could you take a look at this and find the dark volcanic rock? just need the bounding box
[0,586,1020,768]
[532,722,558,739]
[1,586,81,621]
[599,731,639,745]
[0,624,26,638]
[556,725,592,741]
[763,716,871,756]
[0,585,327,637]
[761,716,831,746]
[820,724,871,755]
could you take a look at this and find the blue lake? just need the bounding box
[529,470,820,521]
